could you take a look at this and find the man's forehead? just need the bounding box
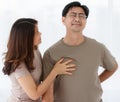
[68,7,85,13]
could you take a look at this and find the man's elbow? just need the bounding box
[110,63,118,72]
[113,63,118,71]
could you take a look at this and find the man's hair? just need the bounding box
[62,1,89,18]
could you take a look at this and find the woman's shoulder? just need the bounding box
[13,62,30,79]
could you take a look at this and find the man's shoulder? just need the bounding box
[86,36,104,46]
[43,39,62,54]
[48,39,62,50]
[85,36,107,51]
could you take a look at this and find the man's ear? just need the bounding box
[62,17,65,25]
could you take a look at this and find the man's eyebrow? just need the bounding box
[70,12,85,15]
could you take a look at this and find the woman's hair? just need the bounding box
[62,1,89,18]
[2,18,38,75]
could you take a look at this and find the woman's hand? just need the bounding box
[53,58,76,75]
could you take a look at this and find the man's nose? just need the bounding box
[74,15,81,22]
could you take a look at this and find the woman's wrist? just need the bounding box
[51,68,58,77]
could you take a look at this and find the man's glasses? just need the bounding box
[67,13,87,20]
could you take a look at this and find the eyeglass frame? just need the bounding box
[66,12,87,20]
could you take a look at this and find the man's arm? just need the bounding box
[42,83,54,102]
[99,63,118,83]
[42,50,54,102]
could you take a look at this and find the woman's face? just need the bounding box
[34,24,41,46]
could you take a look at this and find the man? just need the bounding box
[42,1,118,102]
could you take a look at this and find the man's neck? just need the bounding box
[63,32,85,46]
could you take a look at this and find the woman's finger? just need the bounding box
[64,72,73,75]
[66,68,76,71]
[66,64,76,68]
[64,59,73,65]
[57,58,64,63]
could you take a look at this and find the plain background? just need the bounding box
[0,0,120,102]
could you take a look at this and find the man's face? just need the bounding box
[62,7,87,33]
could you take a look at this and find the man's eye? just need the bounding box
[70,14,76,17]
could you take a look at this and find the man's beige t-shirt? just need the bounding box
[42,37,117,102]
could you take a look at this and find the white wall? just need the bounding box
[0,0,120,102]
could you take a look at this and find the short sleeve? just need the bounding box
[101,45,117,71]
[42,50,55,80]
[14,63,30,79]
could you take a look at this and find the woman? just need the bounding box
[2,18,76,102]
